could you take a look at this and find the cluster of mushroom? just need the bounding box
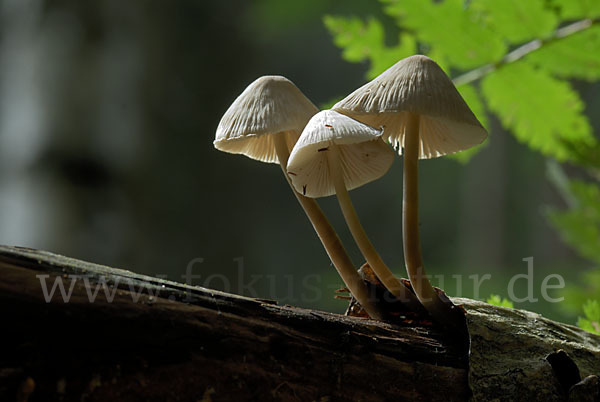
[214,55,487,330]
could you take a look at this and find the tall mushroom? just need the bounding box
[287,110,419,306]
[333,55,488,329]
[215,76,383,319]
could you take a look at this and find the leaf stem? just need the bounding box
[453,18,599,86]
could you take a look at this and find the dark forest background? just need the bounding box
[1,0,598,323]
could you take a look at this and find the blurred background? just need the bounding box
[1,0,597,323]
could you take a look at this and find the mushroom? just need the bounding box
[333,55,488,329]
[287,110,419,306]
[215,76,383,319]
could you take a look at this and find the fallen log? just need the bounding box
[0,245,598,401]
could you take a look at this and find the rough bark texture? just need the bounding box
[0,246,468,402]
[463,297,600,401]
[0,245,599,402]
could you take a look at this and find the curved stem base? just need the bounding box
[402,113,466,332]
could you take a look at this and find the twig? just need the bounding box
[453,18,599,86]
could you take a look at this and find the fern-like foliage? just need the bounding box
[324,0,600,163]
[486,294,514,309]
[548,180,600,266]
[324,0,600,324]
[577,300,600,334]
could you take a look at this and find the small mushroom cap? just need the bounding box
[333,55,487,159]
[287,110,395,198]
[214,75,319,163]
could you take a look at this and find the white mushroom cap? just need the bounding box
[287,110,395,198]
[214,75,319,163]
[332,55,487,159]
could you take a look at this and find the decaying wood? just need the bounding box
[0,246,468,402]
[0,245,599,401]
[463,297,600,401]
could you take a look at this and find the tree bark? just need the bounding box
[0,245,598,401]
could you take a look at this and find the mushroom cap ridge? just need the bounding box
[215,75,319,163]
[333,55,487,159]
[287,110,395,198]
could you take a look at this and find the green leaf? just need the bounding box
[560,140,600,171]
[323,15,416,80]
[525,25,600,81]
[449,84,489,163]
[383,0,506,70]
[457,84,488,130]
[487,294,514,308]
[481,62,594,161]
[560,269,600,313]
[577,300,600,334]
[323,16,384,63]
[366,33,416,79]
[550,0,600,19]
[583,299,600,320]
[578,317,599,334]
[547,180,600,264]
[473,0,559,44]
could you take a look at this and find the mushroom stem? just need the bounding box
[402,113,463,329]
[326,143,418,305]
[273,135,384,320]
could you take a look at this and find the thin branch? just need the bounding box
[545,159,577,208]
[453,18,599,86]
